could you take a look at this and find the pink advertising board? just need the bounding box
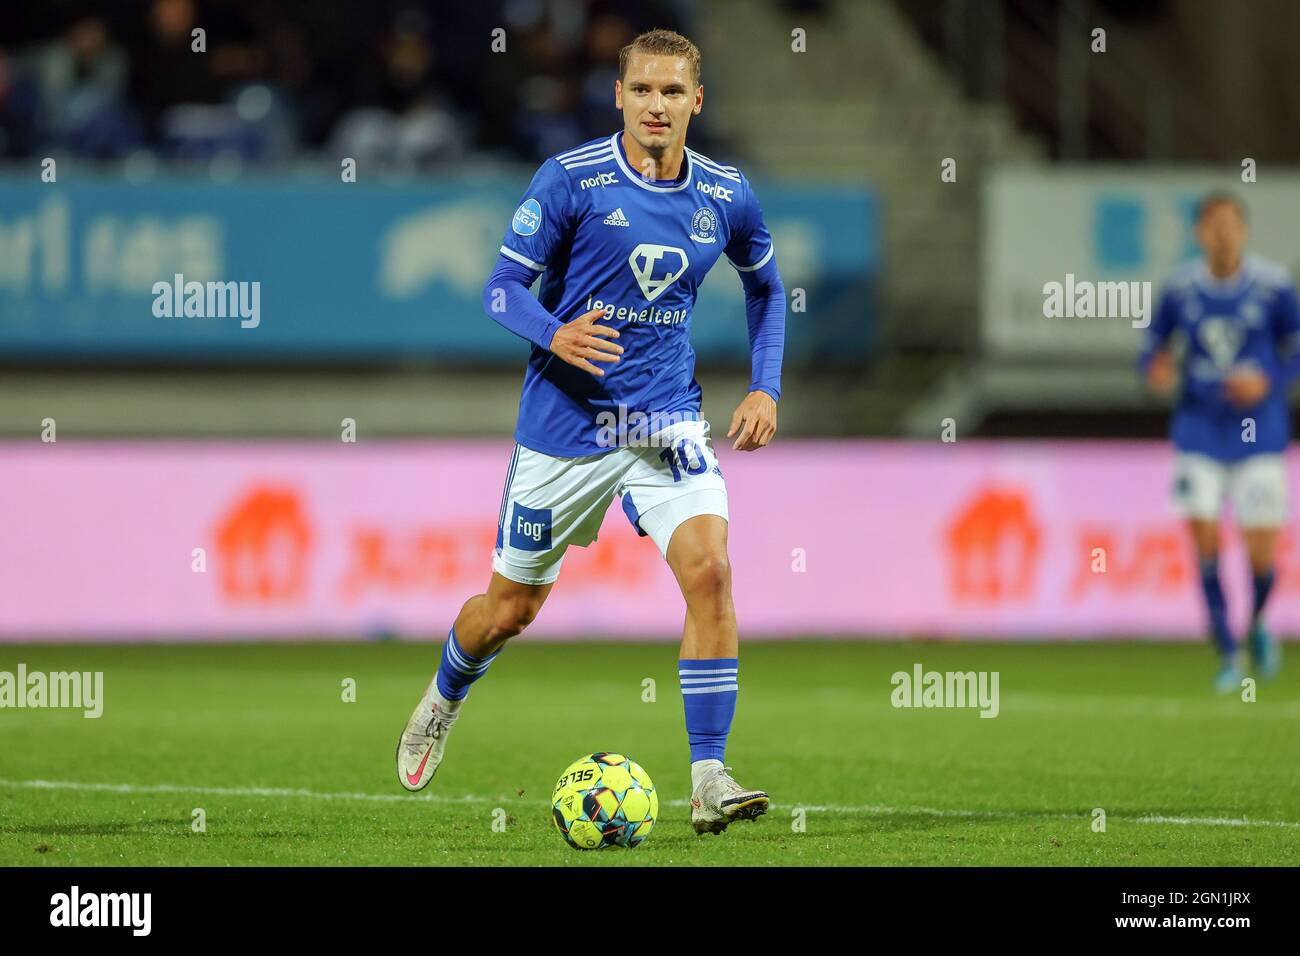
[2,440,1297,641]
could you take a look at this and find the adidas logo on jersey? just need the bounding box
[603,208,631,227]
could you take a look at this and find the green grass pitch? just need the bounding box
[1,641,1297,866]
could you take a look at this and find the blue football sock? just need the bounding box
[1199,557,1234,656]
[435,629,498,702]
[679,658,738,763]
[1251,568,1276,627]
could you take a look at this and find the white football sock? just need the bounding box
[691,758,723,791]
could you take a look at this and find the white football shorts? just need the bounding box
[1171,451,1288,527]
[492,418,729,585]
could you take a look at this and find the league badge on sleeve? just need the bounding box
[513,198,543,236]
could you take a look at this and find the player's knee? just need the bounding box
[485,592,542,641]
[679,551,732,604]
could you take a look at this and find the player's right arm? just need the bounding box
[1138,287,1179,395]
[482,258,622,374]
[482,158,622,375]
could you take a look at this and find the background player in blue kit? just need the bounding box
[396,29,786,834]
[1140,193,1300,691]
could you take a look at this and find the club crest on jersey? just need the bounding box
[690,207,718,244]
[628,243,689,302]
[1197,316,1244,371]
[512,198,542,236]
[1240,300,1265,327]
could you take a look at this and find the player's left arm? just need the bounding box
[1270,280,1300,381]
[1228,278,1300,407]
[724,177,786,452]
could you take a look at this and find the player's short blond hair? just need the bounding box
[1196,191,1246,223]
[618,29,701,88]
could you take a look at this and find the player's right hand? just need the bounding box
[548,306,623,377]
[1145,350,1176,395]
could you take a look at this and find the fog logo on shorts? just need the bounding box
[509,503,552,551]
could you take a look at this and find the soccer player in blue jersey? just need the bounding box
[396,29,785,834]
[1140,193,1300,691]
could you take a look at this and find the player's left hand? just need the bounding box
[1224,366,1271,408]
[727,391,777,451]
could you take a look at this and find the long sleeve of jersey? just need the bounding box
[485,155,575,351]
[738,262,786,401]
[481,254,564,351]
[1273,283,1300,381]
[725,179,786,401]
[1136,288,1179,375]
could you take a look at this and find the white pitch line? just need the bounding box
[1,778,1297,830]
[0,778,480,805]
[1003,694,1300,719]
[1130,813,1299,829]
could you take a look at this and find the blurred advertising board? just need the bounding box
[0,175,877,363]
[982,168,1300,358]
[2,439,1294,640]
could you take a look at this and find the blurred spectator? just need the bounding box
[331,11,467,169]
[0,0,714,167]
[578,12,636,141]
[31,17,137,157]
[0,47,41,156]
[127,0,223,140]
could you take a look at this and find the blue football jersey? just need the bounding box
[497,131,776,457]
[1142,254,1300,461]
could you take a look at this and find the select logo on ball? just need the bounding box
[551,753,658,850]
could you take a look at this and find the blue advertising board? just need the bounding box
[0,173,878,363]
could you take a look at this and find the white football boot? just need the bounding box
[396,679,460,792]
[690,765,770,834]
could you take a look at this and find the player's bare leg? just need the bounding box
[671,515,738,660]
[397,574,551,791]
[666,514,768,833]
[1242,526,1282,679]
[1189,518,1219,558]
[1189,519,1240,692]
[453,573,553,658]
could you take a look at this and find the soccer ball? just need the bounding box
[551,753,658,850]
